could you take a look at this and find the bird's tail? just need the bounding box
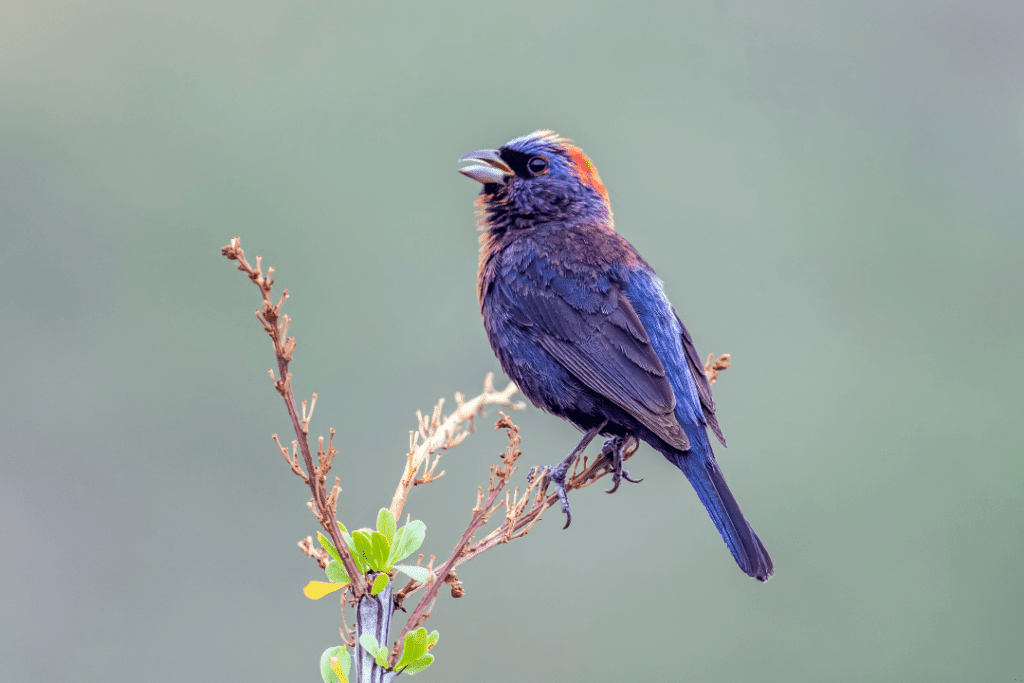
[666,441,773,582]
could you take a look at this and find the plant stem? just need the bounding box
[355,580,398,683]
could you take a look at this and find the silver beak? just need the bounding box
[458,148,513,185]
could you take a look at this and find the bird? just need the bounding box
[457,130,773,581]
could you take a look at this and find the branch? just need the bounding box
[390,412,524,664]
[388,373,523,521]
[390,416,642,611]
[221,236,365,599]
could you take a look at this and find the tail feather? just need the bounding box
[668,446,773,582]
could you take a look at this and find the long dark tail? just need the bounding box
[666,442,773,581]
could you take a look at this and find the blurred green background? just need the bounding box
[2,1,1022,681]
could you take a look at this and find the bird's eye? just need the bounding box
[527,156,549,175]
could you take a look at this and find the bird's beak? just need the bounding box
[458,149,513,185]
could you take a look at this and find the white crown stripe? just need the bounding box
[505,130,569,149]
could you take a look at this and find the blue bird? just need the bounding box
[458,131,773,581]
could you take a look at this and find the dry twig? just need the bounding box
[221,236,364,598]
[298,536,331,569]
[389,375,523,521]
[389,411,524,663]
[388,411,647,664]
[704,352,730,387]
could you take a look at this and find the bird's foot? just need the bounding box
[603,436,643,494]
[548,466,574,529]
[528,463,574,529]
[528,420,608,530]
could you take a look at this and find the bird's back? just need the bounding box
[479,224,701,446]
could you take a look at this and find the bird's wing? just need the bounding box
[675,312,726,446]
[498,267,690,451]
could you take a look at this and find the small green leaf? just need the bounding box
[370,531,390,571]
[325,560,350,585]
[376,508,396,545]
[338,523,353,549]
[409,627,428,656]
[318,532,343,565]
[320,646,350,683]
[401,654,434,675]
[348,546,367,574]
[386,527,407,566]
[352,531,374,570]
[395,565,430,583]
[374,646,389,668]
[427,630,439,648]
[339,526,364,573]
[359,634,380,656]
[396,627,429,670]
[370,573,389,595]
[393,520,426,563]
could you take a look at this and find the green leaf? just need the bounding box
[409,626,428,657]
[359,634,380,656]
[374,645,389,668]
[393,520,426,563]
[427,630,439,648]
[370,573,390,595]
[352,531,375,571]
[350,547,367,574]
[320,646,350,683]
[401,654,434,675]
[376,508,396,545]
[325,560,350,585]
[395,565,430,583]
[371,531,392,571]
[386,527,407,566]
[396,627,429,670]
[318,532,343,565]
[339,526,364,573]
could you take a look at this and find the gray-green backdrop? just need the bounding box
[2,2,1022,681]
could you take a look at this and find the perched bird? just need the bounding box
[458,131,773,581]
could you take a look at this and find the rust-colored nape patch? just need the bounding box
[566,145,609,204]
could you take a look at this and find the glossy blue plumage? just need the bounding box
[463,131,773,581]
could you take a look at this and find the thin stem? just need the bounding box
[388,374,522,521]
[222,236,365,598]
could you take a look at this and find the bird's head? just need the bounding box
[459,130,612,230]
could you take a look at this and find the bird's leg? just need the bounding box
[603,435,643,494]
[532,420,607,530]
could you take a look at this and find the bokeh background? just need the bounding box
[2,2,1022,681]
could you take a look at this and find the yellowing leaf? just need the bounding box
[329,656,348,683]
[304,581,347,599]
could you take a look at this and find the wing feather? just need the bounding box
[674,312,726,446]
[499,271,690,451]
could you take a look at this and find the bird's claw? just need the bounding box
[532,421,606,531]
[550,468,574,528]
[603,436,643,494]
[622,470,644,484]
[529,465,573,528]
[554,477,573,529]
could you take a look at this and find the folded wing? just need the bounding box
[497,267,690,451]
